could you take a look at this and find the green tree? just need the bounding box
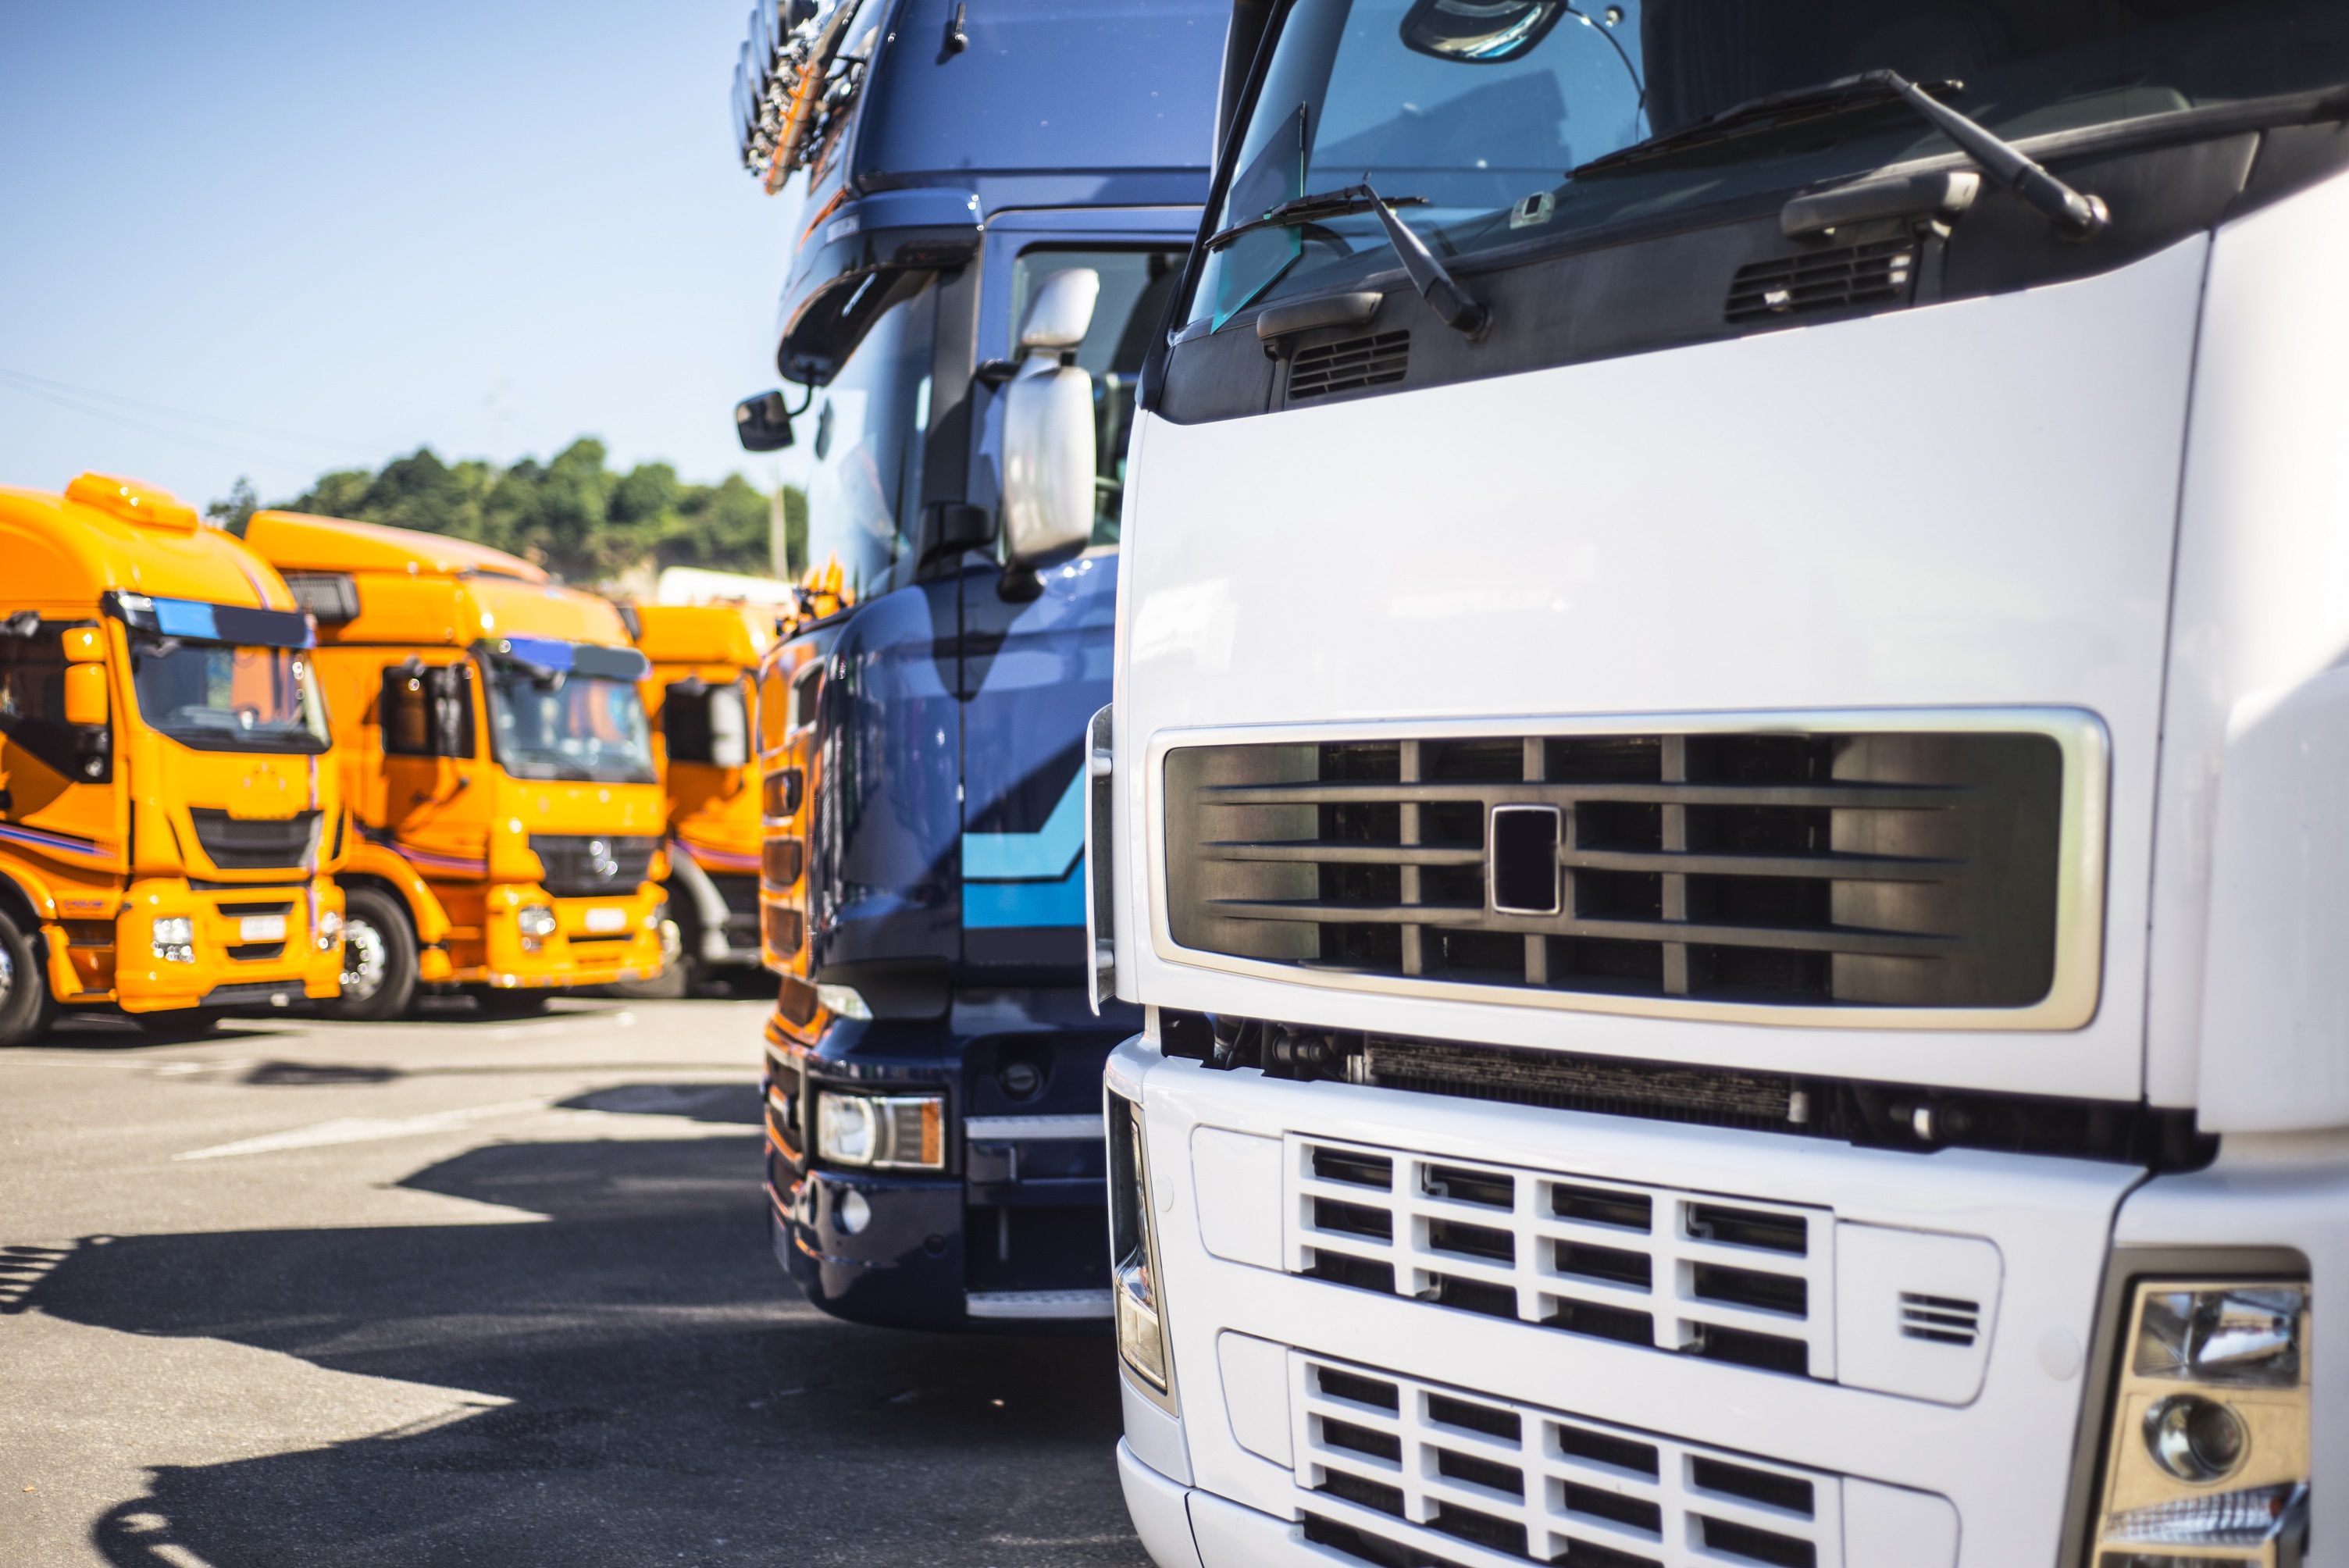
[282,439,800,586]
[204,476,259,531]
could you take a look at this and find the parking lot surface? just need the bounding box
[0,997,1143,1567]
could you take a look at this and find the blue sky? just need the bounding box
[0,1,807,513]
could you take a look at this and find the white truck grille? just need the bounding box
[1293,1351,1841,1568]
[1285,1135,1836,1379]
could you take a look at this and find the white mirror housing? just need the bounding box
[1018,268,1101,352]
[1001,362,1096,565]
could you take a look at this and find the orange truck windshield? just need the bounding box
[484,660,657,785]
[130,641,330,754]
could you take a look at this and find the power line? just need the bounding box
[0,365,380,460]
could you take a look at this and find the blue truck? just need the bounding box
[729,0,1228,1329]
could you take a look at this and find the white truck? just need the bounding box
[1093,2,2343,1565]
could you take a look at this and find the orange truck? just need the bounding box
[627,602,774,992]
[237,510,669,1017]
[0,475,346,1043]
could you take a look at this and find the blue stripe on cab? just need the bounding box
[963,864,1085,928]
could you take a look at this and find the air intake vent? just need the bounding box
[1289,331,1409,400]
[1727,239,1916,323]
[529,833,658,896]
[187,808,322,871]
[1160,717,2101,1025]
[1296,1352,1841,1568]
[1288,1135,1833,1378]
[1899,1292,1981,1345]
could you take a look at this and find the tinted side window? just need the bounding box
[1008,247,1186,543]
[380,664,476,759]
[0,623,109,783]
[802,287,938,603]
[663,679,750,768]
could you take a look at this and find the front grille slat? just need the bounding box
[187,808,322,872]
[1289,330,1410,400]
[1296,1352,1842,1568]
[528,834,659,897]
[1290,1135,1831,1379]
[1164,727,2072,1014]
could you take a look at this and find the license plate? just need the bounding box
[238,914,288,942]
[583,907,628,934]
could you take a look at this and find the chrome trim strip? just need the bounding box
[965,1288,1114,1319]
[1145,707,2109,1032]
[965,1113,1107,1141]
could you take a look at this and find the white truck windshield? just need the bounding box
[1199,0,2349,326]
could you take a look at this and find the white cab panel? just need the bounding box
[1192,1126,1285,1269]
[2151,166,2349,1124]
[1117,237,2214,1103]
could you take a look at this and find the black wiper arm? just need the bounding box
[1577,69,2108,240]
[1353,180,1488,337]
[1869,70,2109,240]
[1205,187,1429,252]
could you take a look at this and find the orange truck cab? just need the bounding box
[627,603,774,990]
[239,510,669,1017]
[0,475,346,1044]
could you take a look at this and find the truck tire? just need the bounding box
[330,886,418,1021]
[0,911,58,1047]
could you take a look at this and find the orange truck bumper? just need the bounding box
[112,877,346,1013]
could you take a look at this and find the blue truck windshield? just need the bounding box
[856,0,1229,175]
[1197,0,2349,327]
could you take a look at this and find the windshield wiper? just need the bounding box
[1214,181,1488,337]
[1205,187,1430,252]
[1576,69,2108,241]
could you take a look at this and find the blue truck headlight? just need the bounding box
[151,916,195,964]
[814,1090,943,1169]
[2095,1278,2309,1565]
[1108,1088,1174,1403]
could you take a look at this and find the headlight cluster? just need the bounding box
[2094,1279,2310,1566]
[813,1091,943,1169]
[1108,1089,1172,1402]
[516,903,558,952]
[314,909,344,952]
[151,916,194,964]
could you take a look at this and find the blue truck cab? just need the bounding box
[730,0,1227,1328]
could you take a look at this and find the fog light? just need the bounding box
[516,904,558,939]
[644,898,668,932]
[2146,1394,2247,1482]
[315,909,344,952]
[151,915,194,964]
[814,1090,943,1169]
[835,1187,871,1235]
[2095,1278,2309,1566]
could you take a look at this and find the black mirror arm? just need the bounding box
[1363,183,1487,337]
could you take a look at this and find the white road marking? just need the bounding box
[173,1098,553,1160]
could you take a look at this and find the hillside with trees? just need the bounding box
[223,439,810,587]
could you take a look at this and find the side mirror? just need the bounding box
[735,390,795,452]
[62,662,109,728]
[1000,269,1100,566]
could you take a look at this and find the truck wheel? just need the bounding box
[0,911,59,1047]
[330,887,417,1021]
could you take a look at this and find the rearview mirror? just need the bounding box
[1000,269,1100,567]
[1399,0,1567,62]
[62,662,108,728]
[735,390,795,452]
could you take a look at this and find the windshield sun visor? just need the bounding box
[776,187,982,385]
[103,591,315,650]
[487,636,651,682]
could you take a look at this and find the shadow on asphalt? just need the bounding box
[33,1130,1139,1568]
